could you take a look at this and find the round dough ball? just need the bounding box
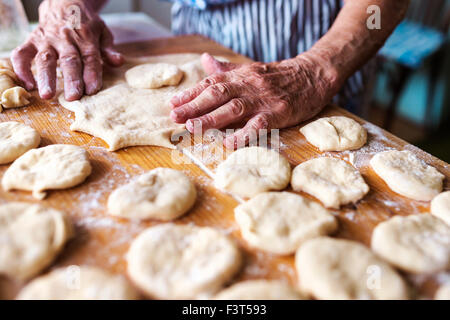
[234,192,337,254]
[108,168,196,221]
[215,280,304,300]
[17,266,139,300]
[371,214,450,274]
[291,157,369,209]
[370,150,444,201]
[2,144,92,199]
[214,146,291,198]
[300,116,367,151]
[431,191,450,225]
[127,224,242,299]
[296,237,408,300]
[0,121,40,164]
[435,284,450,300]
[125,63,184,89]
[1,86,31,109]
[0,202,73,281]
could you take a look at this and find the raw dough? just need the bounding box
[125,63,184,89]
[0,69,16,92]
[0,202,73,281]
[431,191,450,225]
[59,54,209,151]
[215,280,304,300]
[300,116,367,151]
[435,284,450,300]
[17,266,139,300]
[371,214,450,274]
[127,224,242,299]
[370,150,444,201]
[214,146,291,198]
[2,144,92,199]
[295,237,408,300]
[1,86,31,109]
[291,157,369,209]
[0,121,40,164]
[234,192,337,254]
[108,168,197,221]
[0,65,30,112]
[0,68,16,112]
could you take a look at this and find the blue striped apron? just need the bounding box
[171,0,372,109]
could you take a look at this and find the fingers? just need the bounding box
[34,46,58,99]
[170,73,227,108]
[100,25,124,67]
[11,42,37,90]
[170,81,241,124]
[57,43,84,101]
[201,53,238,75]
[186,98,249,133]
[80,44,103,95]
[224,114,270,149]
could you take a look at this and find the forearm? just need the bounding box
[300,0,409,93]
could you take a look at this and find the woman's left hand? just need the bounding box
[170,53,340,149]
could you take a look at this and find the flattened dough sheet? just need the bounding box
[59,54,208,151]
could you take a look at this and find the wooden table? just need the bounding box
[0,36,449,300]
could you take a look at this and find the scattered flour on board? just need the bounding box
[188,142,230,166]
[69,146,147,266]
[344,211,356,221]
[244,253,270,278]
[220,225,239,235]
[381,199,402,212]
[187,172,227,214]
[129,164,144,174]
[276,263,296,280]
[72,147,130,218]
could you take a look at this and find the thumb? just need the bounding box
[201,53,237,75]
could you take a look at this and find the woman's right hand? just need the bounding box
[11,0,123,101]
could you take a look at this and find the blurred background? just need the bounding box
[6,0,450,161]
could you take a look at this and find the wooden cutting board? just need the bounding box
[0,35,448,300]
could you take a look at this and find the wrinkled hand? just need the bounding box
[170,53,339,149]
[11,0,123,101]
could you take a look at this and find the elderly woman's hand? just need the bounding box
[170,53,340,149]
[11,0,123,101]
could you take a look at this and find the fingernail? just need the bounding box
[173,108,184,118]
[170,109,184,122]
[66,80,83,99]
[170,95,181,107]
[25,81,35,91]
[66,88,81,101]
[186,119,202,133]
[86,82,100,95]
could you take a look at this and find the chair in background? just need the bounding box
[373,0,450,132]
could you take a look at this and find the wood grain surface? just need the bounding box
[0,36,448,300]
